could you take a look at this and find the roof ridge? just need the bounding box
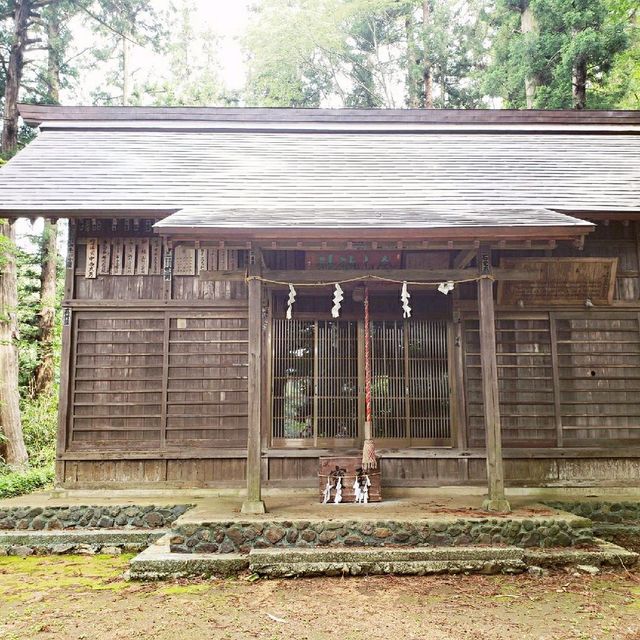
[18,104,640,128]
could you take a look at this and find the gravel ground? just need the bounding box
[1,555,640,639]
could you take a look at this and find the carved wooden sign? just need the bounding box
[498,258,618,306]
[124,239,137,275]
[197,248,208,274]
[98,240,111,275]
[85,238,98,279]
[306,250,401,270]
[136,239,150,275]
[150,238,162,275]
[174,245,196,276]
[111,239,124,275]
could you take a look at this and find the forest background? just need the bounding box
[0,0,638,497]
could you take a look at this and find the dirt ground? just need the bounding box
[1,555,640,640]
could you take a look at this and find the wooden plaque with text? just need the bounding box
[498,257,618,306]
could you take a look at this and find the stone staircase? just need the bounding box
[2,497,639,578]
[128,505,639,579]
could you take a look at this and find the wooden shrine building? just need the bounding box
[2,105,640,511]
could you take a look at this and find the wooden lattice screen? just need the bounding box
[463,312,640,448]
[271,320,359,447]
[272,318,451,447]
[371,320,451,445]
[68,311,248,450]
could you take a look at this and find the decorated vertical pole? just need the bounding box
[362,286,377,470]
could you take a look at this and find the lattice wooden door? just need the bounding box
[272,318,451,448]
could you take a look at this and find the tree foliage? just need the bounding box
[243,0,493,108]
[485,0,632,108]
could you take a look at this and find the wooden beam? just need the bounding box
[242,247,267,514]
[453,249,476,270]
[477,246,510,512]
[199,270,246,281]
[261,268,540,284]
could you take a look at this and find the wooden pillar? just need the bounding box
[55,219,76,487]
[477,246,510,512]
[241,248,267,514]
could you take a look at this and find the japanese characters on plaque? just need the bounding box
[498,258,618,306]
[174,245,196,276]
[124,239,137,275]
[98,240,111,275]
[85,238,98,279]
[150,238,162,275]
[197,248,208,274]
[111,239,124,275]
[80,226,245,279]
[136,239,150,275]
[83,237,164,278]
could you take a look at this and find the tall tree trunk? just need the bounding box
[1,0,30,155]
[122,35,130,106]
[422,0,433,108]
[521,1,538,109]
[32,219,58,397]
[0,221,28,469]
[405,12,420,108]
[573,56,587,109]
[32,8,62,397]
[45,7,61,104]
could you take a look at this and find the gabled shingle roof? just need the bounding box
[0,106,637,237]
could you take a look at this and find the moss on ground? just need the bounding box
[0,555,639,639]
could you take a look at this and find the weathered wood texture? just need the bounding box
[55,454,640,488]
[554,221,640,303]
[56,219,640,488]
[463,311,640,448]
[61,223,250,461]
[73,236,248,302]
[244,252,264,508]
[20,104,640,126]
[67,311,248,451]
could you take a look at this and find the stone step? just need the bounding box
[248,546,527,577]
[0,529,166,556]
[128,536,638,580]
[524,539,638,570]
[129,535,248,580]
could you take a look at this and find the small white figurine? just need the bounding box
[322,477,333,504]
[334,475,343,504]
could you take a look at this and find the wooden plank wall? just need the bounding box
[59,221,251,485]
[464,315,556,448]
[58,219,640,488]
[462,310,640,448]
[67,309,249,451]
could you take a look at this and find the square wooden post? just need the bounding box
[477,247,510,512]
[241,249,267,514]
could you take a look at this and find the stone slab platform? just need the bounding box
[0,529,166,556]
[523,539,638,570]
[129,535,248,580]
[128,537,637,579]
[249,546,526,577]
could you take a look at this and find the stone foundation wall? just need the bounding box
[0,531,164,557]
[170,517,593,554]
[0,504,192,531]
[545,501,640,523]
[546,502,640,553]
